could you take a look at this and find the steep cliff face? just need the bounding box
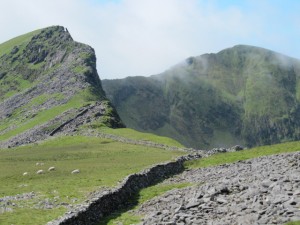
[0,26,124,148]
[103,45,300,149]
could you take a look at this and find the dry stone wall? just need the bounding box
[47,146,244,225]
[47,154,202,225]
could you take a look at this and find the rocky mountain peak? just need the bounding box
[0,26,124,148]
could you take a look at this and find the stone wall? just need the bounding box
[47,154,201,225]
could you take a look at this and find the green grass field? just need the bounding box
[1,130,300,225]
[0,135,184,225]
[98,140,300,225]
[185,140,300,169]
[99,127,184,147]
[286,222,300,225]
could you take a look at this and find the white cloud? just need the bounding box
[0,0,299,79]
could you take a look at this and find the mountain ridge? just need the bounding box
[103,44,300,149]
[0,26,124,148]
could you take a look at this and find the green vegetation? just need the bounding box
[99,182,193,225]
[0,73,34,101]
[185,140,300,169]
[0,208,66,225]
[26,93,65,108]
[81,86,102,102]
[0,92,86,142]
[0,26,116,145]
[0,135,184,225]
[0,29,41,57]
[102,45,300,149]
[286,221,300,225]
[72,65,89,74]
[3,27,300,225]
[99,127,184,147]
[98,140,300,225]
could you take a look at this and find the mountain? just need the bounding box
[102,45,300,149]
[0,26,124,148]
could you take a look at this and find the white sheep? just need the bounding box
[36,162,44,166]
[71,169,80,174]
[48,167,55,171]
[23,172,28,176]
[36,170,44,174]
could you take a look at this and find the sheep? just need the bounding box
[36,170,44,174]
[48,167,55,171]
[36,162,44,166]
[23,172,28,176]
[71,169,80,174]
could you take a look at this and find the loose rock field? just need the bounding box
[137,152,300,225]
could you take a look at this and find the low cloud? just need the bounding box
[1,0,299,79]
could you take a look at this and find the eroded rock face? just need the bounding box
[138,152,300,225]
[0,26,124,148]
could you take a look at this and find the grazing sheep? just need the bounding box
[36,170,44,174]
[23,172,28,176]
[48,167,55,171]
[71,169,80,174]
[36,162,44,166]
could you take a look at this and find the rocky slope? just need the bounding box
[0,26,124,148]
[103,45,300,149]
[137,151,300,224]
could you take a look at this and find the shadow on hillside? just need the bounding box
[97,190,142,225]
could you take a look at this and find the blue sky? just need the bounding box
[1,0,300,79]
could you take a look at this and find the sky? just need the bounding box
[1,0,300,79]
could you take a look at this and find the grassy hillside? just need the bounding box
[0,29,41,58]
[0,26,123,148]
[99,127,183,147]
[0,93,83,142]
[95,140,300,225]
[103,45,300,149]
[0,26,187,224]
[0,135,184,225]
[185,140,300,169]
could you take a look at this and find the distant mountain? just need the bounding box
[0,26,123,148]
[102,45,300,149]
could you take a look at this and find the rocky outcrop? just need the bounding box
[138,151,300,225]
[1,101,123,148]
[0,26,124,148]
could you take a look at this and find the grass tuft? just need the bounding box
[185,141,300,169]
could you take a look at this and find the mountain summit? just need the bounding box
[103,45,300,149]
[0,26,124,148]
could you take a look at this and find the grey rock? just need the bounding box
[137,152,300,225]
[0,26,124,149]
[185,199,200,209]
[216,197,227,204]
